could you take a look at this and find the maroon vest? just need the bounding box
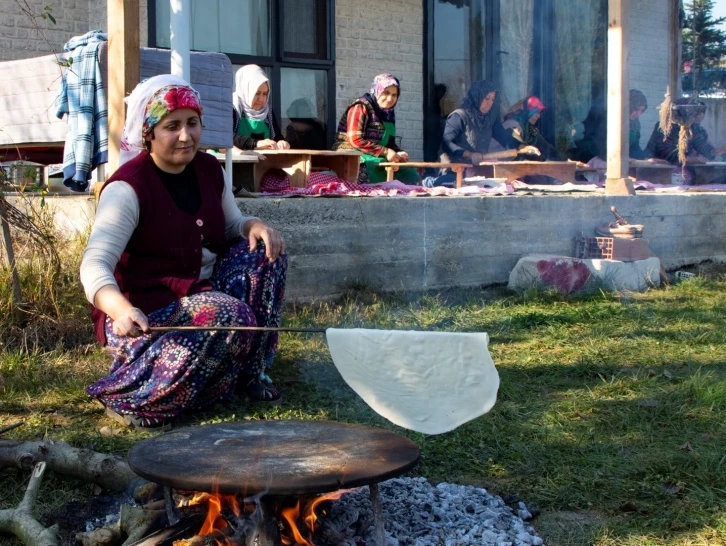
[91,151,226,344]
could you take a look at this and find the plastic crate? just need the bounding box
[576,236,651,262]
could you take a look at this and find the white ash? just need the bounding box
[317,477,543,546]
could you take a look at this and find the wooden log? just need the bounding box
[0,439,138,492]
[0,462,60,546]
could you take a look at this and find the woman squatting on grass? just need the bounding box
[80,75,287,430]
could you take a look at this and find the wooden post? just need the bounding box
[0,198,22,313]
[106,0,140,178]
[669,0,683,96]
[605,0,636,196]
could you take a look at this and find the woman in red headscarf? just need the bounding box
[81,75,287,430]
[502,96,567,161]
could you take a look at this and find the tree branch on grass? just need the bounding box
[0,462,60,546]
[0,439,138,492]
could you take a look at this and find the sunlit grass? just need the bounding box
[1,234,726,544]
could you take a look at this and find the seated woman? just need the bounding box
[441,80,521,166]
[645,98,725,166]
[423,80,523,187]
[285,98,327,150]
[333,73,418,184]
[502,96,567,161]
[82,75,287,430]
[575,89,650,162]
[233,64,290,150]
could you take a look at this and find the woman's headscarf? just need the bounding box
[363,73,400,123]
[629,89,648,114]
[120,74,203,166]
[233,64,270,122]
[461,80,499,133]
[503,96,546,145]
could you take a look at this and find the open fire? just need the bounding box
[180,488,353,546]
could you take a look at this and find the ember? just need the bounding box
[176,489,354,546]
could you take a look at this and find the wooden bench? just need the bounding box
[628,161,675,184]
[379,161,470,188]
[474,161,576,184]
[253,149,360,191]
[687,162,726,185]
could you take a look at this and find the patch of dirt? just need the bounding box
[534,510,605,546]
[40,495,125,546]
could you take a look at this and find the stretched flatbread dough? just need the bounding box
[325,329,499,435]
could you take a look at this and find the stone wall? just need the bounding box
[334,0,424,160]
[629,0,673,149]
[27,193,726,301]
[0,0,148,63]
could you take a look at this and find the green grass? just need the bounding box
[1,248,726,544]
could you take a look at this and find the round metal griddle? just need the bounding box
[128,420,420,496]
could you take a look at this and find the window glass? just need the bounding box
[280,68,329,150]
[497,1,534,112]
[155,0,271,56]
[281,0,329,59]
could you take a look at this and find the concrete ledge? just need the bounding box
[10,193,726,301]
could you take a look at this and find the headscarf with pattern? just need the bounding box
[363,73,401,123]
[120,75,203,166]
[503,95,546,145]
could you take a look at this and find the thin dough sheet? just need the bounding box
[325,328,499,435]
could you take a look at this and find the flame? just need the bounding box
[281,490,354,546]
[199,494,227,535]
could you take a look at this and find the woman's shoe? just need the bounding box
[241,375,282,405]
[105,407,172,431]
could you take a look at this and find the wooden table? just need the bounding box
[687,162,726,185]
[379,161,470,188]
[253,149,360,191]
[474,161,576,184]
[628,161,675,184]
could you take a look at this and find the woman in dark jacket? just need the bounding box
[441,80,520,165]
[502,95,567,161]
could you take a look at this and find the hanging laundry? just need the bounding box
[55,30,108,192]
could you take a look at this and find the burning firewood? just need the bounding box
[0,462,60,546]
[0,439,137,492]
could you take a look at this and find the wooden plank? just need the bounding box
[628,165,675,184]
[472,161,576,183]
[688,163,726,186]
[605,0,635,195]
[107,0,140,178]
[253,153,309,191]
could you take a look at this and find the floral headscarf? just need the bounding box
[504,96,546,145]
[120,75,203,165]
[141,85,202,140]
[364,73,400,123]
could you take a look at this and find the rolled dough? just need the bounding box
[325,328,499,435]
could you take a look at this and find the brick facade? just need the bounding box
[334,0,424,160]
[1,0,676,158]
[0,0,148,63]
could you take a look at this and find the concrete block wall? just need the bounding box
[0,0,148,63]
[630,0,672,149]
[335,0,424,160]
[0,0,87,61]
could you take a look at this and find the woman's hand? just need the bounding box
[469,152,484,165]
[112,307,150,337]
[244,220,286,262]
[256,139,277,150]
[518,145,541,156]
[276,140,291,150]
[385,148,402,162]
[397,151,409,162]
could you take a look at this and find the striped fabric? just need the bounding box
[55,30,109,192]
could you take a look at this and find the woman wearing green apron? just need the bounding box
[232,65,290,151]
[333,74,418,184]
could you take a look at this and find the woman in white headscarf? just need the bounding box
[81,74,288,431]
[233,64,290,150]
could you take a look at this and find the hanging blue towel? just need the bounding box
[55,30,109,192]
